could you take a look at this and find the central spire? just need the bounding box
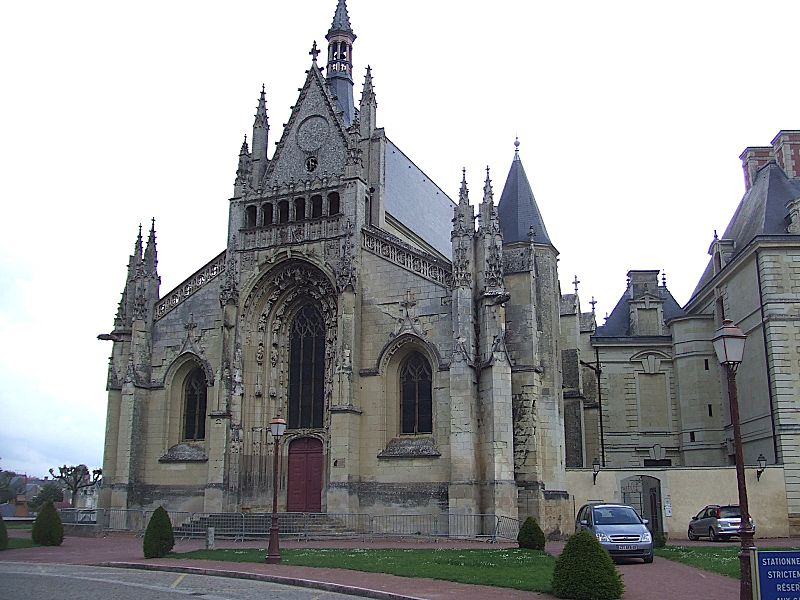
[325,0,356,127]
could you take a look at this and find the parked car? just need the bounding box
[575,503,654,563]
[687,505,755,541]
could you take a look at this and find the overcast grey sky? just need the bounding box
[1,0,799,478]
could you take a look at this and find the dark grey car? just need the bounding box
[576,503,654,563]
[688,505,755,541]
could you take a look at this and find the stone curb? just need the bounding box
[99,562,426,600]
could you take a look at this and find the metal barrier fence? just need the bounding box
[62,508,520,542]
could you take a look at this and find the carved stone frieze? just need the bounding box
[363,229,452,287]
[155,251,227,321]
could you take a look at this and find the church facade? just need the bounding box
[99,1,800,535]
[99,0,571,533]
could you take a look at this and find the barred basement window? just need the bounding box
[400,352,432,434]
[183,367,207,440]
[288,305,325,429]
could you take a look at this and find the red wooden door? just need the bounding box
[286,437,323,512]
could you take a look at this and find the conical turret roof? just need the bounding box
[327,0,354,38]
[497,141,551,245]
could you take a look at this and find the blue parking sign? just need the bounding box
[754,550,800,600]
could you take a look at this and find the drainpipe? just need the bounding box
[581,348,606,467]
[755,249,779,463]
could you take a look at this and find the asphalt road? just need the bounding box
[0,563,368,600]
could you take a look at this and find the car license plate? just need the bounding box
[617,545,637,550]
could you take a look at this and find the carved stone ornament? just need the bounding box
[503,247,532,274]
[451,245,471,288]
[378,437,441,459]
[159,443,208,463]
[484,242,505,292]
[332,219,358,292]
[219,242,239,307]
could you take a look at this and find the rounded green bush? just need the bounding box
[143,506,175,558]
[31,501,64,546]
[517,516,546,550]
[0,513,8,550]
[551,530,624,600]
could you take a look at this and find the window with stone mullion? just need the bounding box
[400,352,432,434]
[184,368,207,440]
[289,305,325,429]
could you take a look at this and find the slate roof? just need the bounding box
[384,139,456,259]
[497,152,551,245]
[594,285,685,338]
[691,162,800,297]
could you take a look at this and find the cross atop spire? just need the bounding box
[310,41,320,62]
[590,296,597,314]
[514,137,520,161]
[573,275,580,295]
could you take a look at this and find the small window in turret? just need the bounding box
[295,197,306,221]
[278,200,289,223]
[245,205,257,227]
[328,192,340,215]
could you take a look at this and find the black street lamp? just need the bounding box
[592,457,601,485]
[712,319,754,600]
[265,415,286,564]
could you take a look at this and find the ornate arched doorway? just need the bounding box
[286,437,323,512]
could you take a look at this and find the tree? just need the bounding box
[28,484,64,512]
[0,470,25,505]
[48,465,101,507]
[31,501,64,546]
[143,506,175,558]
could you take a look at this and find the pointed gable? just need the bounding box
[263,60,350,187]
[497,147,551,245]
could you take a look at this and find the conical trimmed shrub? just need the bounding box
[143,506,174,558]
[31,501,64,546]
[0,513,8,550]
[517,516,546,550]
[551,530,624,600]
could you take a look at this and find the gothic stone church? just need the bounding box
[99,0,800,535]
[100,0,571,530]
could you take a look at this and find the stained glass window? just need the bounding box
[288,305,325,429]
[400,352,432,434]
[184,367,207,440]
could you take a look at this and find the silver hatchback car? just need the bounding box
[576,503,654,563]
[688,505,755,541]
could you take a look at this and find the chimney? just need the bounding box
[771,130,800,180]
[739,146,772,192]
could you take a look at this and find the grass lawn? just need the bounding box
[172,548,556,593]
[655,545,800,579]
[5,522,33,530]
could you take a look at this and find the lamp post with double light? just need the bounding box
[712,319,754,600]
[265,416,286,564]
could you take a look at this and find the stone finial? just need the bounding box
[482,166,494,205]
[514,136,520,161]
[310,41,320,62]
[459,168,469,205]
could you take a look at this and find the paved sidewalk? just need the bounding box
[3,531,792,599]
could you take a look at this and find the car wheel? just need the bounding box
[688,527,697,541]
[710,527,719,542]
[644,553,654,564]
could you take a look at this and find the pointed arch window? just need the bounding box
[183,367,207,440]
[400,352,432,434]
[288,305,326,429]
